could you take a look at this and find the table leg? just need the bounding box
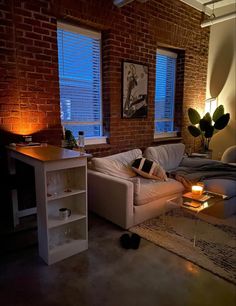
[193,216,200,247]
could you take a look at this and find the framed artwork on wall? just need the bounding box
[122,61,148,119]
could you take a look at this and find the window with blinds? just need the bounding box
[57,22,102,138]
[155,49,177,136]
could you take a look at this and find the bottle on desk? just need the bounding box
[77,131,85,153]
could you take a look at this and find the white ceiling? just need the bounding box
[113,0,236,18]
[180,0,236,15]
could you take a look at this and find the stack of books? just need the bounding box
[182,192,212,209]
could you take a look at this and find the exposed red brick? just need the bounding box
[0,0,209,153]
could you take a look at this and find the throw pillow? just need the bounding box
[132,158,168,181]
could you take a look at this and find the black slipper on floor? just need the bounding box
[120,233,131,249]
[131,233,141,249]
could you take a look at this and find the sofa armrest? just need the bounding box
[88,170,134,229]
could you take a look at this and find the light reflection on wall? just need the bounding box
[4,122,45,137]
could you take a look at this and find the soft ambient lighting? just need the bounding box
[192,185,203,196]
[205,97,217,117]
[11,124,41,136]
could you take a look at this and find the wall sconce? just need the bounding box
[205,97,218,116]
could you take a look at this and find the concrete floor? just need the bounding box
[0,214,235,306]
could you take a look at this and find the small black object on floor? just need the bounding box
[120,233,141,250]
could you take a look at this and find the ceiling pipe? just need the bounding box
[201,11,236,27]
[203,0,225,6]
[113,0,134,8]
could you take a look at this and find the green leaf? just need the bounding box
[188,125,201,137]
[203,112,212,123]
[188,108,201,125]
[214,113,230,130]
[213,105,224,122]
[204,125,214,138]
[199,118,212,131]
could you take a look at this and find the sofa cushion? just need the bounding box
[91,157,137,179]
[90,148,142,179]
[203,179,236,198]
[179,156,221,168]
[144,143,185,171]
[107,148,142,166]
[132,158,167,181]
[134,177,184,206]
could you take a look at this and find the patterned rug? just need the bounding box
[130,209,236,284]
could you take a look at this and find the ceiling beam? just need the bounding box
[201,11,236,27]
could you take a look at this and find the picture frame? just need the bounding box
[122,61,148,119]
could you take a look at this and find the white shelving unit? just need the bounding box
[7,144,90,265]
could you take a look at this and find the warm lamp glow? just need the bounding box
[10,123,42,136]
[192,185,203,196]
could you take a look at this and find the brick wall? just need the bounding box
[0,0,210,154]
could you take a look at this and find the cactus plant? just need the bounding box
[187,105,230,151]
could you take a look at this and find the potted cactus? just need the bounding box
[187,105,230,152]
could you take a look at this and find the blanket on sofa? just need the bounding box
[169,162,236,190]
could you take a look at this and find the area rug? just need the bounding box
[130,209,236,284]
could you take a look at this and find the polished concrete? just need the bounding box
[0,214,235,306]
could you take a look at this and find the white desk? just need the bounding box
[7,144,89,264]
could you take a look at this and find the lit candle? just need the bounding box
[192,185,203,196]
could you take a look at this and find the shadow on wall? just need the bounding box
[209,34,234,97]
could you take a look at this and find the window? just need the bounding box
[155,49,177,137]
[57,22,103,141]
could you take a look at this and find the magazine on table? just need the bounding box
[183,192,212,202]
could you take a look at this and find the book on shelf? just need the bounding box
[183,192,212,202]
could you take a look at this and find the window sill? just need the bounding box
[153,136,182,144]
[85,136,107,146]
[154,131,178,139]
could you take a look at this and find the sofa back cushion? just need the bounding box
[144,143,185,171]
[91,149,142,179]
[91,158,137,179]
[106,148,142,166]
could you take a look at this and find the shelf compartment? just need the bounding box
[48,213,86,229]
[48,218,87,265]
[48,218,87,246]
[48,238,88,265]
[47,193,87,220]
[47,188,86,201]
[46,167,86,197]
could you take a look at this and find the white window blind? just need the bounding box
[57,22,102,138]
[155,49,177,135]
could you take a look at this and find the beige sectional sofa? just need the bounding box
[88,143,236,229]
[88,144,185,229]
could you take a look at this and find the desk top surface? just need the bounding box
[7,144,90,162]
